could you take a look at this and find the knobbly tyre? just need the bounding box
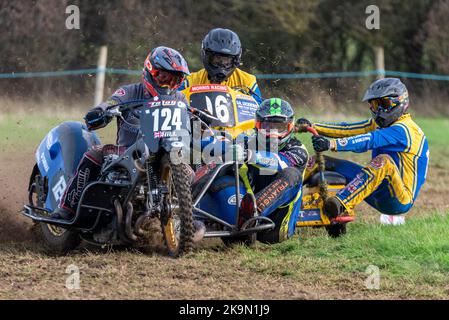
[22,99,195,256]
[296,125,355,237]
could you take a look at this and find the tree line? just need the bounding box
[1,0,448,114]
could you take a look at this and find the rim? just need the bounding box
[31,182,68,237]
[161,164,181,252]
[46,223,67,236]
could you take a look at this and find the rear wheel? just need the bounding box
[160,158,194,257]
[325,222,347,238]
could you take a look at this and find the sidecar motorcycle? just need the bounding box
[22,99,195,256]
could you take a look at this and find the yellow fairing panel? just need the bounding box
[183,84,257,139]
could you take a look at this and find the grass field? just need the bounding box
[0,110,448,299]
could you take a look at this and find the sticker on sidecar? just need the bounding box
[227,194,242,206]
[52,175,67,203]
[298,209,322,222]
[236,98,258,123]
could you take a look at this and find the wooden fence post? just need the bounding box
[374,46,385,79]
[94,45,108,106]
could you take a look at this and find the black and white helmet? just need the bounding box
[201,28,242,84]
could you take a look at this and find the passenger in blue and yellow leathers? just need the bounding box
[179,28,263,104]
[298,78,429,218]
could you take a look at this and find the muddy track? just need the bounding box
[0,152,35,242]
[0,150,447,299]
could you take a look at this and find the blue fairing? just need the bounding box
[35,121,101,211]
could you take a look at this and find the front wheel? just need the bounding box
[160,159,194,257]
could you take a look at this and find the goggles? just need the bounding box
[256,120,293,138]
[150,69,185,89]
[369,96,402,113]
[207,52,235,69]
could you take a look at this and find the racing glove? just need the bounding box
[312,135,335,152]
[84,108,111,130]
[296,118,313,132]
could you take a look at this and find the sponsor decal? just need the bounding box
[40,152,49,172]
[190,84,228,92]
[256,178,289,212]
[338,138,348,147]
[369,156,386,169]
[256,153,278,167]
[299,209,322,222]
[343,173,365,194]
[227,194,239,206]
[148,101,162,108]
[162,100,176,106]
[52,175,67,203]
[236,98,258,122]
[113,88,126,97]
[46,131,54,150]
[154,131,177,138]
[352,135,371,144]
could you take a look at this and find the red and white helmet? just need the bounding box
[142,46,190,96]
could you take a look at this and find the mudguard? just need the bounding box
[34,121,101,211]
[198,175,247,225]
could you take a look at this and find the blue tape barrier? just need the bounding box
[1,68,449,81]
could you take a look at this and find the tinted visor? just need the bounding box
[369,96,400,113]
[256,119,292,138]
[152,69,185,89]
[207,51,235,69]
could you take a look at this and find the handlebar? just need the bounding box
[306,126,319,136]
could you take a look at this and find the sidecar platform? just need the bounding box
[22,181,128,232]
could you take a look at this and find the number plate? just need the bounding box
[190,91,235,127]
[138,100,190,153]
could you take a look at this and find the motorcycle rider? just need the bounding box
[240,98,309,242]
[179,28,263,104]
[52,46,191,220]
[298,78,429,218]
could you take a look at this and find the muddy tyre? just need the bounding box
[28,164,80,254]
[37,223,81,254]
[160,159,194,257]
[326,222,347,238]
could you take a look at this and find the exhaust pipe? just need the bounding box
[125,202,137,241]
[114,199,130,243]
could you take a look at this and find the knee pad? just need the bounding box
[277,167,302,185]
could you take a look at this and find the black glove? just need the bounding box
[84,108,110,130]
[312,135,330,152]
[296,118,313,132]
